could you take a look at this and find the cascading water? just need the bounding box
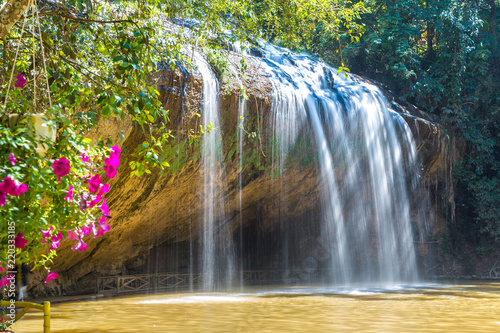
[267,66,308,276]
[237,92,247,288]
[195,52,236,291]
[193,41,421,288]
[259,44,419,284]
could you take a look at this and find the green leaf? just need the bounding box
[102,105,111,117]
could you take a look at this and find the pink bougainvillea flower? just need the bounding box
[81,152,89,163]
[11,183,27,196]
[92,223,110,238]
[106,145,121,163]
[72,224,92,238]
[99,183,110,196]
[0,261,9,271]
[49,232,63,250]
[92,216,110,238]
[89,184,109,208]
[41,226,53,244]
[14,232,28,248]
[0,177,16,195]
[8,153,16,166]
[0,274,13,287]
[111,145,121,156]
[103,163,118,179]
[105,152,120,166]
[67,230,78,240]
[88,183,110,209]
[71,237,88,252]
[52,157,71,182]
[64,186,74,203]
[100,198,109,216]
[103,146,121,179]
[89,195,100,209]
[0,177,27,197]
[44,271,59,284]
[80,224,92,236]
[14,74,26,89]
[88,174,102,193]
[52,232,63,242]
[0,177,28,206]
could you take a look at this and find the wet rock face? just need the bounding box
[402,114,450,177]
[29,53,452,297]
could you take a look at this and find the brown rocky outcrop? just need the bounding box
[29,52,453,297]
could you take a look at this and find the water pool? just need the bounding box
[13,282,500,332]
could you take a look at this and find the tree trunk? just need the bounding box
[422,0,436,70]
[0,0,33,39]
[426,23,435,60]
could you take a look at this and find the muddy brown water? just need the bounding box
[12,282,500,332]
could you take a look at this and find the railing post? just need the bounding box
[14,304,32,322]
[43,301,50,333]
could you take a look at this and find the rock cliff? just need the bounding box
[29,51,453,297]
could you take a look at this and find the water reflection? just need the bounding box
[14,283,500,332]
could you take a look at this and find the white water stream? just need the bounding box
[260,44,419,283]
[196,52,235,290]
[196,43,422,289]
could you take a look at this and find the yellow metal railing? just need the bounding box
[0,300,50,332]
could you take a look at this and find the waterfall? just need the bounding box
[196,52,236,291]
[260,44,419,284]
[192,42,421,288]
[237,91,247,289]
